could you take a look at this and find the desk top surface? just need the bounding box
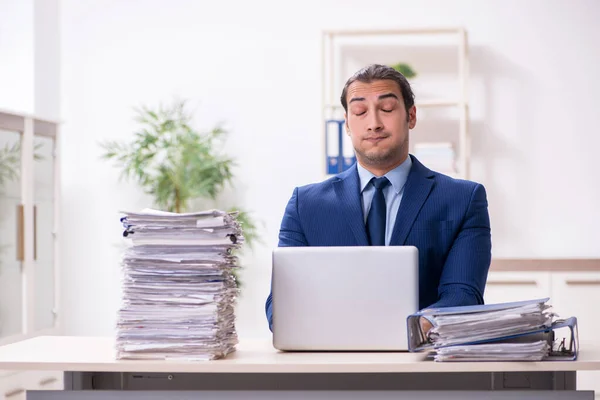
[0,336,599,374]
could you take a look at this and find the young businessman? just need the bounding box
[265,64,492,332]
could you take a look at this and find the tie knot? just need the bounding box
[371,176,390,190]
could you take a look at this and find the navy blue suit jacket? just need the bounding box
[265,155,492,331]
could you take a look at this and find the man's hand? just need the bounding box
[419,317,433,338]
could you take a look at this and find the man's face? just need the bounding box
[344,79,416,171]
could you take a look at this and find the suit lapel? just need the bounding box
[333,166,369,246]
[390,156,435,245]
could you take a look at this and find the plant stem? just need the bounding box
[175,187,181,213]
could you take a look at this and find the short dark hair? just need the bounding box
[340,64,415,114]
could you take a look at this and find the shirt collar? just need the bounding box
[357,155,413,195]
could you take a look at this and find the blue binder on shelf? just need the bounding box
[406,298,579,361]
[325,119,356,175]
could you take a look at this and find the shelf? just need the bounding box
[322,27,470,179]
[323,100,464,111]
[0,108,61,125]
[0,110,59,138]
[324,28,464,37]
[416,100,463,108]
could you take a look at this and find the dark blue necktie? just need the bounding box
[367,177,390,246]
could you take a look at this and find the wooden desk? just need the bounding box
[1,336,599,398]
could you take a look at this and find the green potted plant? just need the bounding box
[99,99,259,250]
[390,63,417,79]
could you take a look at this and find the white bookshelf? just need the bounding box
[0,109,63,392]
[321,27,470,180]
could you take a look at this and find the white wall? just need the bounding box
[34,0,61,120]
[0,0,34,113]
[59,0,600,339]
[0,0,60,118]
[0,0,60,120]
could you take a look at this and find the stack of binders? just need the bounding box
[115,208,244,361]
[407,298,579,362]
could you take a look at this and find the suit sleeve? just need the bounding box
[265,187,308,331]
[429,183,492,309]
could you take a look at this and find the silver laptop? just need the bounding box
[271,246,419,351]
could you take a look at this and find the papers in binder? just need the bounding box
[428,299,553,347]
[434,341,551,362]
[407,298,579,362]
[433,317,578,362]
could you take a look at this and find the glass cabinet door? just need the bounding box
[0,130,24,338]
[33,134,56,331]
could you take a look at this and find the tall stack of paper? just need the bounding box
[115,208,244,361]
[407,298,579,362]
